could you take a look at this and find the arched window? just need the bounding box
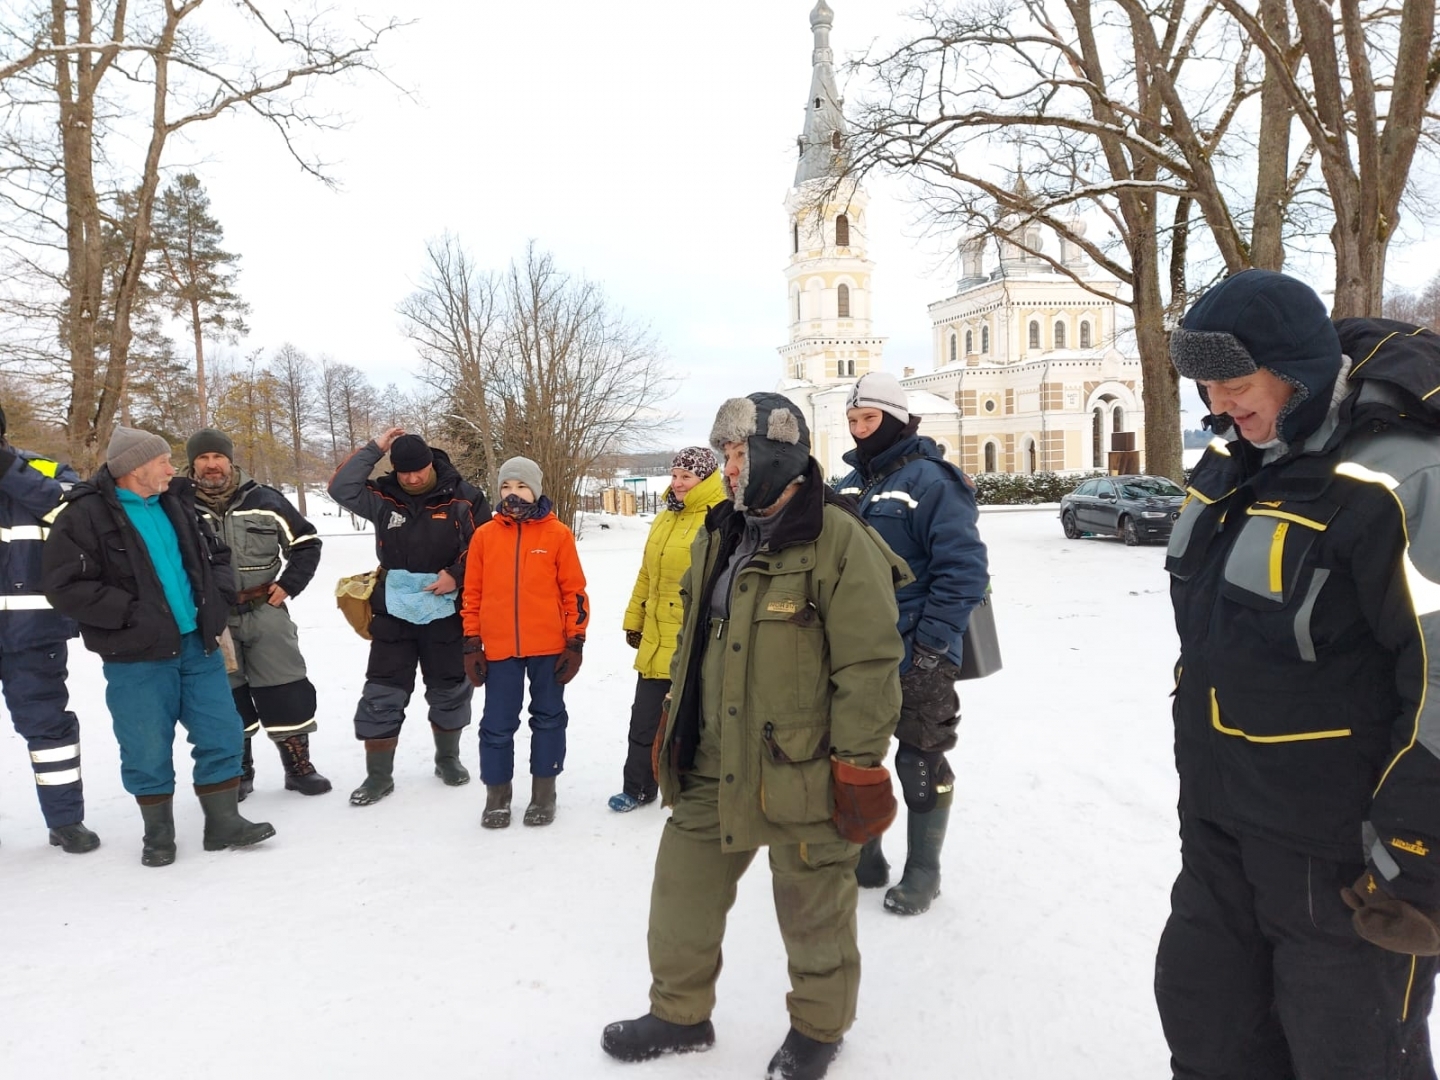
[949,334,957,365]
[1027,440,1037,473]
[831,131,842,150]
[981,325,990,353]
[984,442,998,473]
[792,221,799,255]
[837,283,851,318]
[1113,406,1125,432]
[835,214,850,247]
[1092,407,1104,468]
[1054,320,1066,349]
[794,292,801,322]
[1080,320,1092,348]
[1029,321,1040,349]
[965,330,973,355]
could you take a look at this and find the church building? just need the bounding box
[778,1,1146,480]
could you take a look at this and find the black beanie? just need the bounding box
[186,428,234,466]
[1169,269,1341,444]
[709,392,811,511]
[389,434,434,472]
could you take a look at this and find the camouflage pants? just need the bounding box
[646,774,862,1042]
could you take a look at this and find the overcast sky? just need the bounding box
[176,0,1440,447]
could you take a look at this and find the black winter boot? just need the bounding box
[523,775,556,826]
[196,779,276,851]
[765,1028,842,1080]
[431,724,471,786]
[884,788,952,916]
[277,735,332,795]
[855,836,889,888]
[350,737,398,806]
[137,796,176,867]
[601,1013,715,1061]
[48,822,100,854]
[238,736,255,802]
[482,783,512,829]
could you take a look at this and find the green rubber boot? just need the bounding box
[350,737,398,806]
[855,836,890,889]
[138,795,176,867]
[432,724,471,787]
[196,779,275,851]
[883,789,952,916]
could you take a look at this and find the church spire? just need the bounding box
[794,1,849,185]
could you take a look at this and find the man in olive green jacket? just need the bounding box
[603,392,909,1080]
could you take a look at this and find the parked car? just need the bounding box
[1060,474,1186,545]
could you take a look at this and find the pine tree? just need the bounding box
[150,174,250,427]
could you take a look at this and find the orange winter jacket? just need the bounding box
[461,508,588,661]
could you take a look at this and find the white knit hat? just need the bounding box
[845,371,910,423]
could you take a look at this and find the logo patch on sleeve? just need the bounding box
[1390,837,1431,857]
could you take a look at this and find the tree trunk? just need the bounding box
[191,295,208,426]
[1250,0,1293,271]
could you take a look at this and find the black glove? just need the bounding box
[1341,869,1440,956]
[554,636,584,685]
[463,636,487,688]
[625,629,642,649]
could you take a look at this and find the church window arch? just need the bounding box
[1113,405,1125,432]
[949,334,957,365]
[1029,320,1040,349]
[981,324,990,353]
[837,283,851,318]
[935,441,951,461]
[984,441,998,473]
[965,330,973,355]
[839,358,855,377]
[794,290,801,322]
[1080,320,1092,348]
[835,214,850,247]
[832,131,842,150]
[1054,320,1066,349]
[1092,407,1105,467]
[792,221,799,255]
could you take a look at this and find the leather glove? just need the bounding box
[554,636,585,685]
[462,636,487,688]
[1340,869,1440,956]
[625,629,642,649]
[830,758,898,845]
[651,695,671,784]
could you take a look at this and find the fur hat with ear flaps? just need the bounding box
[709,392,811,512]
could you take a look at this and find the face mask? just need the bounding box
[499,493,543,521]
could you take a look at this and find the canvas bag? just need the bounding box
[335,568,381,641]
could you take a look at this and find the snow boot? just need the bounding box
[197,779,276,851]
[854,836,889,888]
[601,1013,715,1062]
[48,822,100,854]
[431,723,470,787]
[482,783,512,829]
[608,792,640,813]
[765,1028,842,1080]
[277,734,332,795]
[884,788,952,916]
[137,796,176,867]
[238,736,255,802]
[523,775,556,826]
[349,737,398,806]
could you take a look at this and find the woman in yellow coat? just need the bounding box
[610,448,725,812]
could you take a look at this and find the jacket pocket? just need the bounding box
[1166,488,1231,581]
[759,721,833,825]
[751,588,826,713]
[1220,501,1338,659]
[1208,686,1351,743]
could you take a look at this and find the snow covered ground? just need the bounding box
[0,505,1248,1077]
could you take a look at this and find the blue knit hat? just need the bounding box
[1169,269,1342,444]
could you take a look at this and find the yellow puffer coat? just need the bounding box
[623,469,727,680]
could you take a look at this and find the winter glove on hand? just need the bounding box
[1340,869,1440,956]
[625,629,642,650]
[554,636,585,686]
[651,696,671,784]
[462,637,487,688]
[830,758,898,845]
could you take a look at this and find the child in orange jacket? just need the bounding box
[461,456,588,829]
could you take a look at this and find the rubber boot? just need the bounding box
[884,788,952,916]
[196,779,276,851]
[854,836,889,888]
[137,795,176,867]
[277,734,333,795]
[350,737,398,806]
[482,783,512,829]
[431,724,471,787]
[238,736,255,802]
[765,1028,842,1080]
[523,775,556,827]
[601,1013,715,1061]
[48,821,100,854]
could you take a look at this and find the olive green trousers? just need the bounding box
[646,774,861,1042]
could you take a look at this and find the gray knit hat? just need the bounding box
[846,371,910,423]
[107,426,172,479]
[497,456,543,498]
[185,428,234,466]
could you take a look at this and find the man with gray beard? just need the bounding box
[187,429,330,797]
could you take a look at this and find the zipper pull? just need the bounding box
[714,617,726,640]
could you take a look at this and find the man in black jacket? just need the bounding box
[42,426,275,867]
[1160,270,1440,1077]
[187,428,330,799]
[328,427,488,806]
[0,404,98,853]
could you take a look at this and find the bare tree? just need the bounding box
[0,1,404,470]
[271,343,316,513]
[401,240,676,527]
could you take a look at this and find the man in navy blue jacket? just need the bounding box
[835,372,989,915]
[0,405,98,853]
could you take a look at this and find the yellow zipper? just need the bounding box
[1269,521,1289,593]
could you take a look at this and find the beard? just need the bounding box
[196,470,231,491]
